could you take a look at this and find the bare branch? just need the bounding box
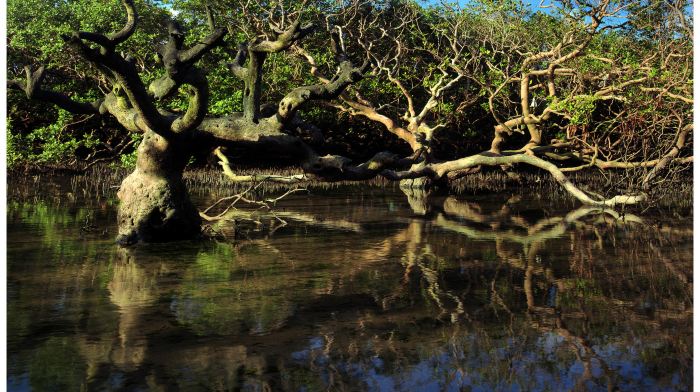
[382,152,647,207]
[277,57,369,124]
[249,19,314,53]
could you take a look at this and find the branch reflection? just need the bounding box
[7,189,691,391]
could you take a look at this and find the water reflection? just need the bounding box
[108,251,158,372]
[7,181,692,391]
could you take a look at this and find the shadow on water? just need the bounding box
[6,175,692,391]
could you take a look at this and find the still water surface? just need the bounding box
[7,176,692,391]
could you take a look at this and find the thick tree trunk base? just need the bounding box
[116,170,201,245]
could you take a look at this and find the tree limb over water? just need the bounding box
[8,0,692,243]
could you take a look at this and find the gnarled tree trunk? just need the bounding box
[116,131,200,245]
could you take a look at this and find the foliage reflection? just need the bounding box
[7,185,692,391]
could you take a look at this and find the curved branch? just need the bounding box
[178,27,226,65]
[237,19,312,122]
[64,34,171,136]
[295,46,420,151]
[214,147,308,183]
[249,19,313,53]
[108,0,137,45]
[228,43,249,79]
[204,3,216,31]
[277,60,369,124]
[150,21,225,100]
[9,66,102,114]
[170,70,209,133]
[77,0,137,52]
[642,124,692,189]
[382,152,647,207]
[415,71,463,124]
[641,87,693,104]
[334,98,420,150]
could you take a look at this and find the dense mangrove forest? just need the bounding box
[6,0,693,390]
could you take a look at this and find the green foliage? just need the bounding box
[9,109,102,166]
[7,0,169,167]
[29,337,87,391]
[173,242,296,336]
[8,0,169,71]
[6,0,693,167]
[6,120,23,168]
[118,133,143,169]
[551,95,601,126]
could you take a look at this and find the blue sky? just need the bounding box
[420,0,634,27]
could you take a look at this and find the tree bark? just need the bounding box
[242,51,265,122]
[116,131,201,245]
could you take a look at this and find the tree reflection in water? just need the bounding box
[6,184,692,391]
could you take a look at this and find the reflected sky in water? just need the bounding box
[6,176,692,391]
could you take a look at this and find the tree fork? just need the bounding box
[56,1,223,244]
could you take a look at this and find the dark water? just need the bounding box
[6,175,693,391]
